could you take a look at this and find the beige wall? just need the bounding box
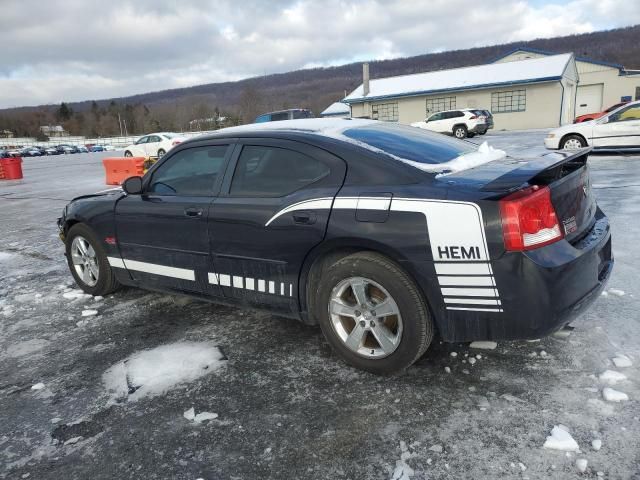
[349,81,565,130]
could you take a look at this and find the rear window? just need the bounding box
[342,124,475,165]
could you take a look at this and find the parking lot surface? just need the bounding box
[1,131,639,479]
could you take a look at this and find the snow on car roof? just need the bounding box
[218,118,505,174]
[344,53,573,102]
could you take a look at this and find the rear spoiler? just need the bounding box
[480,147,591,193]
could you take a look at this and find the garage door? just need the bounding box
[576,84,604,117]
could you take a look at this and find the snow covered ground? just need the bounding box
[0,137,639,479]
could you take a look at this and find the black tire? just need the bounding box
[561,134,586,150]
[467,132,476,138]
[65,223,121,296]
[453,124,468,139]
[479,131,487,135]
[315,251,434,374]
[157,149,166,158]
[124,151,133,157]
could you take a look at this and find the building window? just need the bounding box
[491,89,526,113]
[426,96,456,114]
[371,102,398,122]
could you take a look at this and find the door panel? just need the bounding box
[592,104,640,147]
[114,143,231,295]
[208,139,347,313]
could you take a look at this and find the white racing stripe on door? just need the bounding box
[107,257,125,269]
[447,306,503,312]
[120,259,195,281]
[444,298,501,305]
[265,197,334,226]
[441,287,498,297]
[435,263,492,275]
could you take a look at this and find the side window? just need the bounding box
[255,114,270,123]
[135,136,148,145]
[270,112,289,121]
[428,113,442,122]
[230,146,330,197]
[609,104,640,122]
[148,145,228,196]
[148,135,161,143]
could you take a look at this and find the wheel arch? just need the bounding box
[559,132,588,148]
[299,238,437,330]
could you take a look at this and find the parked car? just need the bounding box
[7,147,22,157]
[123,133,184,158]
[19,147,42,157]
[254,109,314,123]
[574,101,629,123]
[56,144,78,154]
[464,109,494,133]
[103,144,117,151]
[76,145,89,153]
[0,149,11,158]
[411,109,486,139]
[546,100,640,150]
[90,145,105,152]
[58,119,612,374]
[44,146,60,155]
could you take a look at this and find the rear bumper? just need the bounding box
[430,208,612,342]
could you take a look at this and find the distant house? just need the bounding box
[0,130,14,138]
[320,102,351,118]
[344,54,579,130]
[492,47,640,118]
[40,125,68,137]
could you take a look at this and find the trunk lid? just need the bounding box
[442,148,596,243]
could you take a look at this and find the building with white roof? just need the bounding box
[320,102,351,118]
[344,53,579,130]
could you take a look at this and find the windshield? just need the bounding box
[342,123,476,164]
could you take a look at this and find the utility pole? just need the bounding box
[117,113,123,136]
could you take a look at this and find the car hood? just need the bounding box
[71,187,123,202]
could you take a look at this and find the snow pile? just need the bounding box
[183,407,218,424]
[434,142,507,177]
[543,425,580,452]
[0,252,13,261]
[81,309,98,317]
[608,289,625,297]
[469,341,497,350]
[612,355,632,368]
[103,342,226,402]
[591,439,602,451]
[576,459,588,473]
[63,290,91,300]
[31,383,45,390]
[599,370,627,385]
[602,387,629,402]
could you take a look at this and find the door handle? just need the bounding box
[293,211,316,225]
[184,207,203,217]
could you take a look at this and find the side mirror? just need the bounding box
[122,176,143,194]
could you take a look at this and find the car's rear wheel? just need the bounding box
[157,149,166,158]
[453,125,468,139]
[65,223,120,296]
[124,151,133,157]
[316,252,434,374]
[561,135,586,150]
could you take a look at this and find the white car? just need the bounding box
[123,132,184,158]
[411,109,486,139]
[545,100,640,150]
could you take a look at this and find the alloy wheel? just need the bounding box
[70,236,100,287]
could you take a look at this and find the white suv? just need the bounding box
[411,109,486,139]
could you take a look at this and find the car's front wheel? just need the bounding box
[453,125,468,139]
[65,223,121,296]
[561,135,586,150]
[124,150,133,157]
[316,252,434,374]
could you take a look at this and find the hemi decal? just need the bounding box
[108,257,195,281]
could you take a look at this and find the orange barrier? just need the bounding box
[102,157,145,185]
[0,157,23,180]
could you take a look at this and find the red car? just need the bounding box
[574,101,628,123]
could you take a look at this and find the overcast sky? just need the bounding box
[1,0,639,109]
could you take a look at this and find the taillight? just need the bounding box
[172,140,181,146]
[499,185,563,251]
